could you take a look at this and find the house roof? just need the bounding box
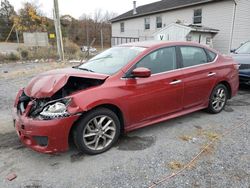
[111,0,227,23]
[153,23,219,36]
[188,24,219,33]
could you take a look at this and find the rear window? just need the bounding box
[180,46,208,67]
[206,49,217,62]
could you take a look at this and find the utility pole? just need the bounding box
[15,29,19,44]
[53,0,64,61]
[100,27,104,51]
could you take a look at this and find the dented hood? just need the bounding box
[24,67,109,98]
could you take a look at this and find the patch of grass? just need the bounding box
[16,40,87,61]
[179,135,193,142]
[0,52,20,62]
[167,161,184,170]
[201,144,215,155]
[196,129,220,141]
[204,131,220,141]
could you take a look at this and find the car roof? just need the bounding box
[118,40,210,49]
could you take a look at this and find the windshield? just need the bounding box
[235,42,250,54]
[78,46,146,75]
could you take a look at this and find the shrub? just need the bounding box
[63,39,80,59]
[14,39,83,61]
[0,53,5,62]
[6,53,20,61]
[20,49,29,60]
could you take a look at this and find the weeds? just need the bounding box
[179,135,193,142]
[167,161,184,170]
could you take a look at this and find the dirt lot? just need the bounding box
[0,62,249,188]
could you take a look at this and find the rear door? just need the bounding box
[177,46,218,109]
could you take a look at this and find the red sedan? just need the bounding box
[13,41,239,154]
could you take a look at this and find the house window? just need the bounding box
[206,37,211,45]
[186,35,192,41]
[120,22,125,32]
[144,18,150,30]
[156,16,162,28]
[193,9,202,24]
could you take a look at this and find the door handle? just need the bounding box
[170,80,182,85]
[208,72,216,77]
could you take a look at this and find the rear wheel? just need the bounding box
[73,108,120,155]
[207,84,228,114]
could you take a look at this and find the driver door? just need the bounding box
[122,46,184,128]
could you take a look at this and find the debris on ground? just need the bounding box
[6,173,17,181]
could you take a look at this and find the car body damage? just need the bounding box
[13,68,108,153]
[18,70,107,120]
[24,68,108,98]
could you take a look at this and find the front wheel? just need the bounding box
[73,108,121,155]
[207,84,228,114]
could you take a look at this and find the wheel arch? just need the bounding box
[68,103,125,145]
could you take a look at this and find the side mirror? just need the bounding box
[230,49,236,53]
[131,67,151,78]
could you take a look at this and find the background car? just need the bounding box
[231,41,250,85]
[80,45,97,53]
[13,41,239,155]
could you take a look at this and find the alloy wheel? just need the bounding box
[211,88,226,111]
[82,115,116,151]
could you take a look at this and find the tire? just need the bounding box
[73,107,121,155]
[207,84,228,114]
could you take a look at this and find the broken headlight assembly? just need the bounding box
[39,98,71,119]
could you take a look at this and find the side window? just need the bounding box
[156,16,162,28]
[180,46,208,67]
[144,18,150,30]
[136,47,177,74]
[120,22,124,32]
[206,49,217,62]
[193,9,202,24]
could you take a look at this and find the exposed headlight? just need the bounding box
[40,98,70,119]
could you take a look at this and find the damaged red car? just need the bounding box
[13,41,239,154]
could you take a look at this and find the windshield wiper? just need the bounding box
[78,68,95,72]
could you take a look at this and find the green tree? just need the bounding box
[0,0,16,41]
[12,2,47,32]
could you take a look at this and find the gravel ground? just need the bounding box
[0,62,249,188]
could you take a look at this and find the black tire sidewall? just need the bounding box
[208,84,228,114]
[74,108,121,155]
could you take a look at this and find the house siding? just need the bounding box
[112,0,250,54]
[232,0,250,49]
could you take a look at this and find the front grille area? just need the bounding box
[240,64,250,70]
[33,136,48,147]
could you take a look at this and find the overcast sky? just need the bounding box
[7,0,158,19]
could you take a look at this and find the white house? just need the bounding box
[111,0,250,54]
[153,23,219,47]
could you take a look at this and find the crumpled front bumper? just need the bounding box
[13,109,80,153]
